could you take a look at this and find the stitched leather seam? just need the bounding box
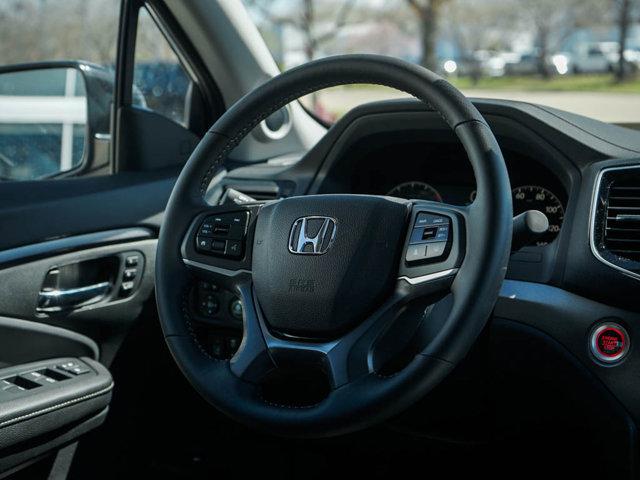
[0,383,114,428]
[258,392,319,410]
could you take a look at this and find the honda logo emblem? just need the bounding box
[288,216,337,255]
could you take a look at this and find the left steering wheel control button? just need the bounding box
[196,211,249,258]
[197,237,211,251]
[590,322,629,364]
[225,240,243,258]
[211,240,226,252]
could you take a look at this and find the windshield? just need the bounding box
[242,0,640,125]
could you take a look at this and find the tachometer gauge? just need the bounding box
[387,181,443,202]
[512,185,565,246]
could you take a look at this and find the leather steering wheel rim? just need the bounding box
[156,54,512,437]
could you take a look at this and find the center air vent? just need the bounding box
[591,165,640,279]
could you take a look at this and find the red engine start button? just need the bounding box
[590,323,629,364]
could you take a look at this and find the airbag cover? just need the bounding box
[252,195,408,338]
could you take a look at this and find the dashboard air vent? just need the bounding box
[591,165,640,278]
[605,178,640,261]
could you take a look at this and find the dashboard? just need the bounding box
[225,97,640,308]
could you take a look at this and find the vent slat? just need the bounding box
[604,175,640,262]
[607,227,640,233]
[606,238,640,244]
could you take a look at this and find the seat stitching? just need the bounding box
[0,384,113,428]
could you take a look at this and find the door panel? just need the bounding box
[0,172,175,252]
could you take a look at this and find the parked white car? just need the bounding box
[570,42,615,74]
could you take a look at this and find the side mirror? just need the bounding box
[0,61,113,181]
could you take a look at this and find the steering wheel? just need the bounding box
[156,55,512,437]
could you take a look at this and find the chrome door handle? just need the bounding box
[37,281,111,312]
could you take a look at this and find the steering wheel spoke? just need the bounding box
[230,282,418,389]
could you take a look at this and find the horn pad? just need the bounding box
[252,195,408,339]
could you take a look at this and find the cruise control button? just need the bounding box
[434,225,450,242]
[405,244,427,262]
[409,227,425,245]
[425,242,447,259]
[415,213,449,227]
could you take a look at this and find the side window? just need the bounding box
[0,0,119,181]
[132,7,193,128]
[0,69,87,180]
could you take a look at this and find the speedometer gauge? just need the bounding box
[387,181,443,202]
[512,185,564,246]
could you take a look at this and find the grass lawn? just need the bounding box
[337,74,640,93]
[449,74,640,93]
[311,74,640,122]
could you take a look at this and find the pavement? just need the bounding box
[317,87,640,125]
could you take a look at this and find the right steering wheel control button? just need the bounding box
[409,214,451,245]
[590,322,629,364]
[415,213,448,227]
[425,242,447,259]
[406,212,451,263]
[406,244,427,262]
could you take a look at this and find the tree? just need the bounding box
[443,0,515,52]
[614,0,637,81]
[404,0,450,71]
[246,0,357,109]
[513,0,607,78]
[247,0,357,64]
[0,0,119,65]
